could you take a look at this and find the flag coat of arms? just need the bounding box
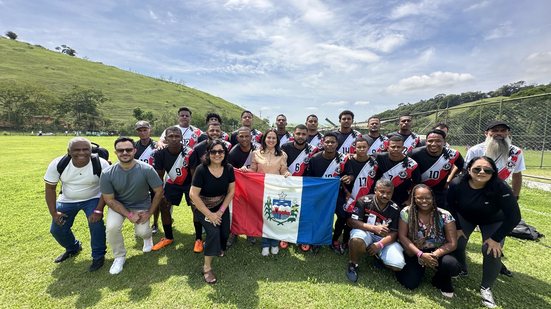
[231,170,340,245]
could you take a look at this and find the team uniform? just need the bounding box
[343,156,378,212]
[307,132,324,150]
[465,143,525,181]
[411,146,464,210]
[160,125,202,148]
[387,132,421,154]
[375,153,421,207]
[197,131,230,143]
[349,194,405,269]
[153,146,194,206]
[134,139,157,166]
[277,131,293,145]
[365,134,388,154]
[231,128,262,149]
[334,129,362,155]
[281,142,318,176]
[228,144,256,169]
[189,139,233,172]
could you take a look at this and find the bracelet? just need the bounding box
[93,210,103,215]
[126,212,134,219]
[416,250,423,257]
[376,241,384,249]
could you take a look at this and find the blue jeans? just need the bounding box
[262,237,278,248]
[50,198,106,260]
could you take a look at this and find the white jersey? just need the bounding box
[465,143,525,181]
[160,125,203,148]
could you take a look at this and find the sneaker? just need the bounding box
[346,263,358,283]
[109,257,126,275]
[151,224,159,235]
[227,234,237,248]
[452,269,468,279]
[261,247,270,256]
[331,240,344,255]
[54,241,82,263]
[247,236,257,245]
[440,290,454,298]
[431,276,454,297]
[300,244,311,252]
[500,264,513,277]
[341,242,349,252]
[480,286,497,308]
[143,237,153,253]
[279,241,289,249]
[193,239,204,253]
[152,238,174,251]
[271,246,279,255]
[88,257,105,272]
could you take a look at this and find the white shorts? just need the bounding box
[350,228,406,270]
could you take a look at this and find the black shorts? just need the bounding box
[164,183,191,206]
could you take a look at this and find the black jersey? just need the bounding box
[387,132,421,154]
[134,139,157,166]
[351,194,400,232]
[277,131,292,145]
[281,142,317,176]
[153,146,193,186]
[375,153,420,207]
[411,146,464,192]
[230,128,262,148]
[306,151,351,178]
[364,134,388,154]
[228,145,256,169]
[334,129,362,155]
[197,131,230,143]
[307,132,323,149]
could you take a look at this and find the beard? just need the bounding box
[484,135,512,163]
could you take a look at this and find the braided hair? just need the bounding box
[406,184,443,245]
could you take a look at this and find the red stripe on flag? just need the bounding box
[231,169,265,237]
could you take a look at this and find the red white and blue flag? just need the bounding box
[231,170,340,245]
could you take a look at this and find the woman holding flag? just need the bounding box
[241,129,290,256]
[190,139,235,284]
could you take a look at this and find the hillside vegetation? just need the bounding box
[0,37,263,133]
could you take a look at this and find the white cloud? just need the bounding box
[291,0,333,24]
[387,71,475,92]
[324,100,348,106]
[418,47,435,63]
[305,106,318,110]
[224,0,273,10]
[465,0,491,11]
[148,9,158,20]
[354,101,370,106]
[484,22,513,40]
[389,0,442,19]
[524,51,551,74]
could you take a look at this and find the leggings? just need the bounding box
[453,214,505,288]
[396,250,461,292]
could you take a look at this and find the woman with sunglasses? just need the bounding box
[241,129,290,256]
[396,184,461,298]
[190,139,235,284]
[447,156,521,308]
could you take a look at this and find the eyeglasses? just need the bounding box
[115,148,134,154]
[471,167,494,174]
[209,150,225,155]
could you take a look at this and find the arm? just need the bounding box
[347,218,389,236]
[511,172,522,199]
[398,218,420,257]
[102,193,139,223]
[367,231,397,256]
[279,154,291,176]
[88,195,106,223]
[45,183,66,225]
[432,221,458,258]
[490,183,522,243]
[137,185,164,223]
[189,186,222,226]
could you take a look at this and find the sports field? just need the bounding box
[1,136,550,308]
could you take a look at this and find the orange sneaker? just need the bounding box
[193,239,204,253]
[279,241,289,249]
[152,238,173,251]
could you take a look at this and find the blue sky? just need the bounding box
[1,0,550,124]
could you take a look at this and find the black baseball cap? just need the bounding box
[485,120,511,131]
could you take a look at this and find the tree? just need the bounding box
[55,44,77,56]
[5,31,17,40]
[57,87,108,130]
[0,81,55,129]
[133,107,144,120]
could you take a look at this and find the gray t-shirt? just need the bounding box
[100,161,163,211]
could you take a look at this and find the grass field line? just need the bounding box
[519,205,551,217]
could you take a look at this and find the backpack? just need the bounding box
[508,220,544,240]
[56,142,110,177]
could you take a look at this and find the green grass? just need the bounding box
[1,136,550,308]
[0,38,250,126]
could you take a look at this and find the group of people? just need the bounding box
[44,107,525,308]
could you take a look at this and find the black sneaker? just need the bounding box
[500,264,513,277]
[247,236,256,245]
[227,234,237,247]
[54,241,82,263]
[452,269,468,279]
[88,256,105,272]
[346,263,359,283]
[151,224,159,235]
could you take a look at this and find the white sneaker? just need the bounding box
[480,287,497,308]
[440,290,454,298]
[271,246,279,255]
[261,247,270,256]
[109,257,126,275]
[143,237,153,253]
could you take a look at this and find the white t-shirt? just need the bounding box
[44,156,110,203]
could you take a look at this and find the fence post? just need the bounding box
[540,100,549,169]
[499,99,503,119]
[477,107,483,144]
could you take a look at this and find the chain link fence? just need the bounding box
[358,93,551,169]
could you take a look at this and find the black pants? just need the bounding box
[434,189,448,211]
[195,206,230,256]
[452,214,504,288]
[333,215,351,244]
[396,250,461,292]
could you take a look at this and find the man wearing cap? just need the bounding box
[465,121,525,199]
[464,120,525,278]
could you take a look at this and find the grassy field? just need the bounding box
[1,136,550,308]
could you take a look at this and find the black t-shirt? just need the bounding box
[134,139,157,160]
[334,130,360,154]
[411,146,465,192]
[192,164,235,197]
[153,147,193,186]
[306,152,351,178]
[189,140,209,170]
[228,145,255,168]
[375,153,421,207]
[230,128,262,146]
[197,131,230,143]
[447,177,521,242]
[351,194,400,231]
[345,156,377,194]
[281,142,303,166]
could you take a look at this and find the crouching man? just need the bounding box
[346,179,405,282]
[100,137,163,275]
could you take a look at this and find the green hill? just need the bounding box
[0,37,263,133]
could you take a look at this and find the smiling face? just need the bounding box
[264,131,278,150]
[114,141,136,164]
[237,129,252,148]
[486,125,510,141]
[469,158,494,185]
[69,141,92,166]
[426,133,445,156]
[413,187,434,213]
[209,144,225,165]
[207,124,222,140]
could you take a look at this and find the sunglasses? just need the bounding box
[115,148,134,154]
[415,197,433,202]
[471,167,494,174]
[209,150,225,155]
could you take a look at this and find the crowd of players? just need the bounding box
[45,106,525,308]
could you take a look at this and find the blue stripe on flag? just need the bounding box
[297,176,340,245]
